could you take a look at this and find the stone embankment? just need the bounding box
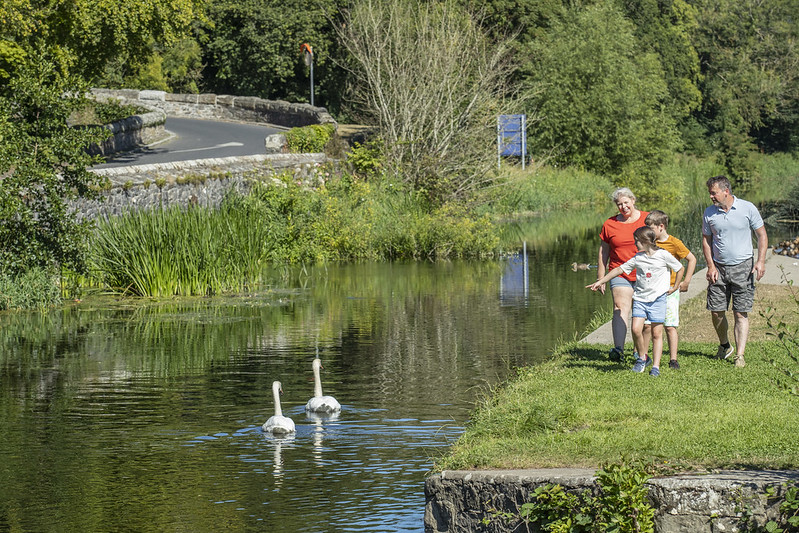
[425,469,799,532]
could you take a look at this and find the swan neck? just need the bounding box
[313,363,323,398]
[273,384,283,417]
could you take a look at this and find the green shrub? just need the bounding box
[93,100,147,124]
[490,459,655,533]
[346,140,385,179]
[0,268,61,310]
[284,123,336,153]
[71,98,147,126]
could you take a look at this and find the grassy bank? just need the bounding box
[437,284,799,471]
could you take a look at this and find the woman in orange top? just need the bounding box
[597,188,649,361]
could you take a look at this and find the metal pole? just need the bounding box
[310,56,314,107]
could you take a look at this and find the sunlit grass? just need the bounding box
[439,341,799,471]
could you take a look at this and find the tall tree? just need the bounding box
[338,0,517,201]
[2,0,204,84]
[690,0,799,183]
[201,0,346,111]
[0,51,106,276]
[522,1,680,179]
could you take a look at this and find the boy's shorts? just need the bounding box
[706,258,755,313]
[645,290,680,327]
[632,293,667,324]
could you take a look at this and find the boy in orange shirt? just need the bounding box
[643,210,697,369]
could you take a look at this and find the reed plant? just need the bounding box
[86,172,498,297]
[90,203,273,297]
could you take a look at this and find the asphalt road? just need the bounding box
[95,117,282,168]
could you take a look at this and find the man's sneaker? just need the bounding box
[734,355,746,368]
[632,356,650,373]
[649,367,660,377]
[668,359,680,370]
[609,347,624,362]
[716,344,734,360]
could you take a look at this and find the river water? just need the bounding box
[0,213,784,532]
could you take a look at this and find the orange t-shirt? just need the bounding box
[599,211,649,282]
[655,234,691,285]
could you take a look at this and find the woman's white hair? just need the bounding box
[611,187,636,203]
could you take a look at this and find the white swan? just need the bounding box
[305,358,341,413]
[262,381,295,434]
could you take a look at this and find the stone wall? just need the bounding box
[425,469,799,533]
[79,153,327,220]
[87,107,168,156]
[90,88,337,128]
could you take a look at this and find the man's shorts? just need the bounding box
[706,257,755,313]
[645,290,680,327]
[632,293,667,323]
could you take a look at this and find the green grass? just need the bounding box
[439,340,799,471]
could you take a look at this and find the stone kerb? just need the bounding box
[90,88,337,129]
[424,469,799,532]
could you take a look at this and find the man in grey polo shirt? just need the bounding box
[702,175,768,368]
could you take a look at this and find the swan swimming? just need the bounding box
[262,381,296,434]
[305,358,341,413]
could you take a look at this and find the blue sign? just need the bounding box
[497,114,527,169]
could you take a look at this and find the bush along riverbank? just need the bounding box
[82,170,498,297]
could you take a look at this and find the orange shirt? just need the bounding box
[655,234,691,285]
[599,211,649,282]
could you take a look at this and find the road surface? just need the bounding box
[95,117,282,168]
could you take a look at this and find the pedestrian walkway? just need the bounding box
[581,249,799,344]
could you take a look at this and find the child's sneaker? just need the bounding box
[649,367,660,377]
[608,347,623,362]
[734,355,746,368]
[631,356,650,373]
[668,359,680,370]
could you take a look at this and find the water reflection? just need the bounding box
[1,233,615,532]
[500,243,529,307]
[307,411,340,469]
[268,433,295,485]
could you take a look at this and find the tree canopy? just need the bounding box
[0,52,106,275]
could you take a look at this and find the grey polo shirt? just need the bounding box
[702,196,764,266]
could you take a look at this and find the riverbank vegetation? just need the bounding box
[4,0,799,304]
[437,283,799,471]
[84,171,498,297]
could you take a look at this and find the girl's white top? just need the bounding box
[620,249,684,303]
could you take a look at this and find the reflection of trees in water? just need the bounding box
[1,241,603,406]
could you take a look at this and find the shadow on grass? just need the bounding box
[561,345,626,372]
[565,344,716,372]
